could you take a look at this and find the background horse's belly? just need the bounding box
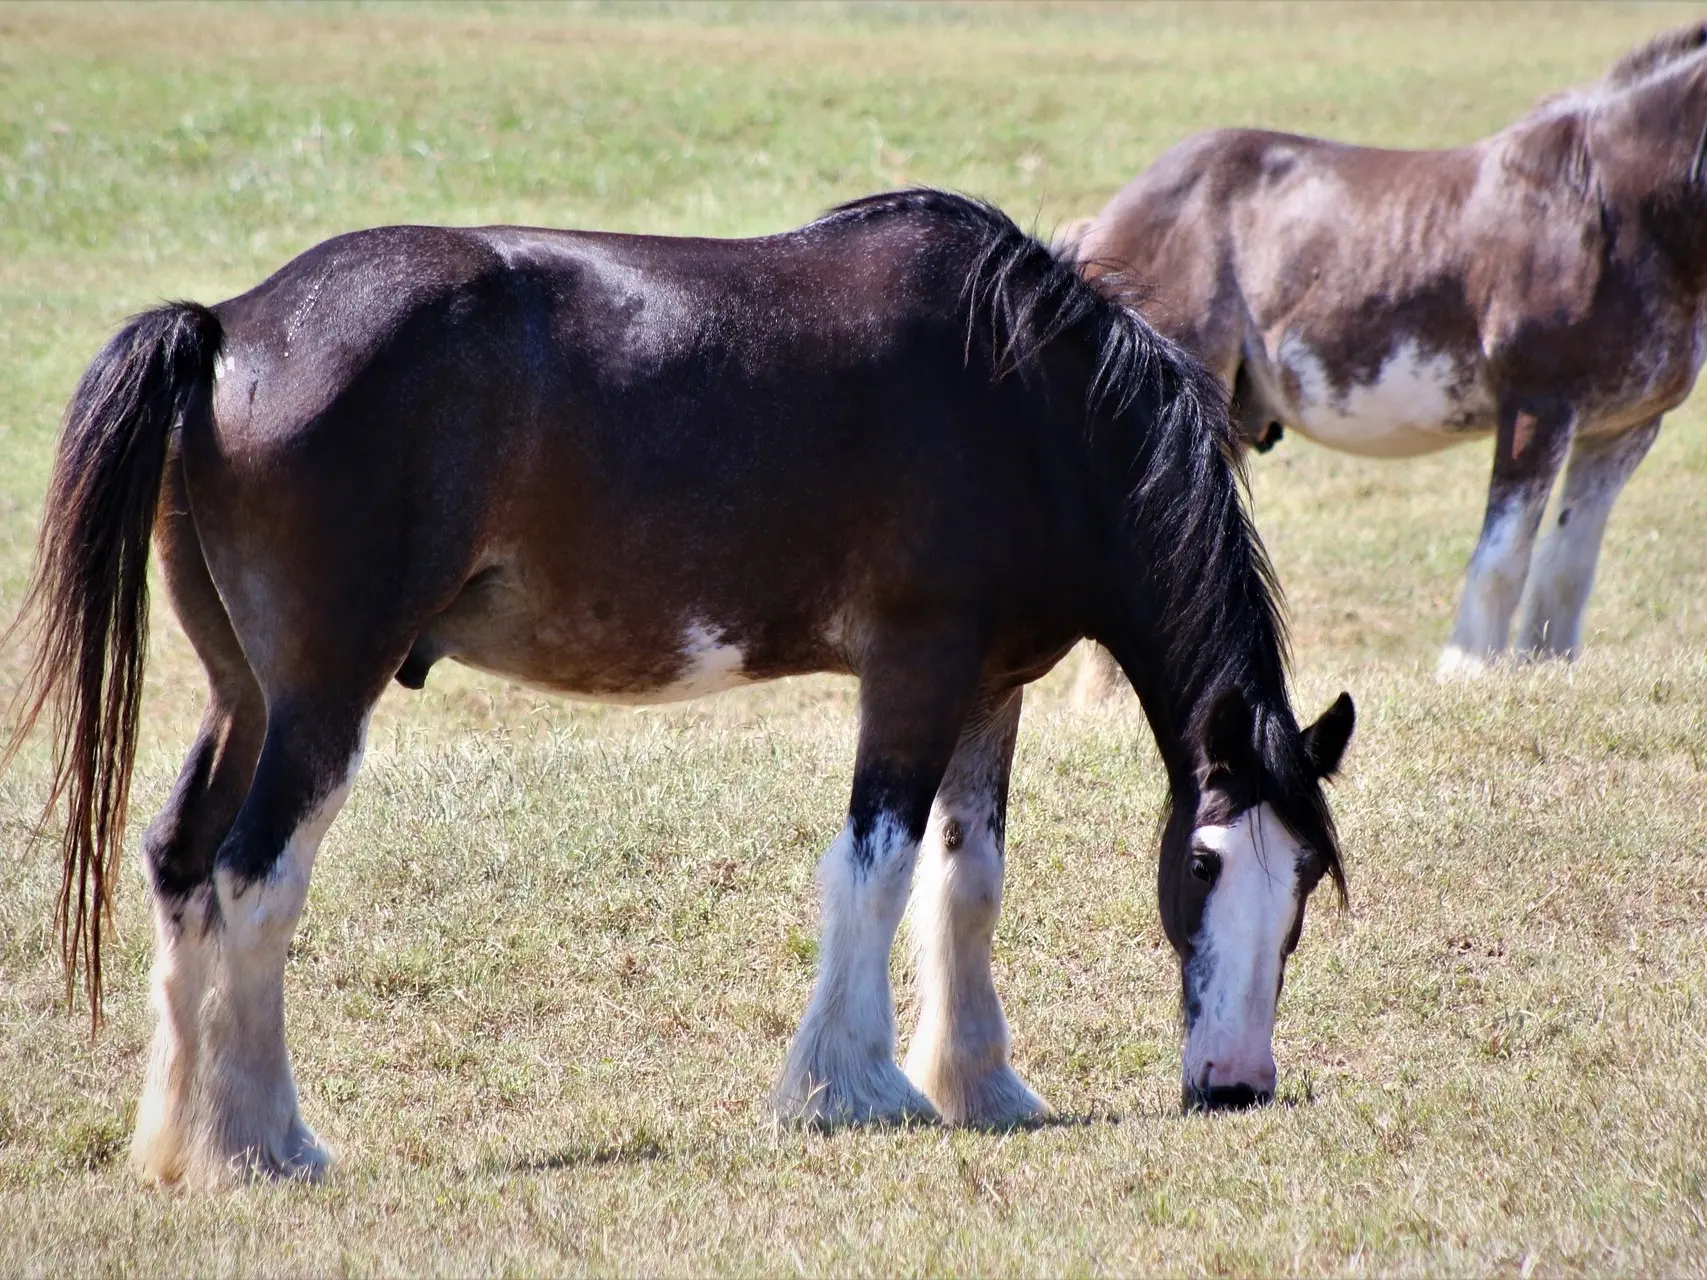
[1271,334,1491,458]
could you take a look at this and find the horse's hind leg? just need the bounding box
[904,687,1049,1127]
[773,626,982,1127]
[150,509,399,1182]
[131,461,267,1184]
[177,687,373,1185]
[1516,418,1661,659]
[1439,401,1574,676]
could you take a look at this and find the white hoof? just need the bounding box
[909,1059,1051,1129]
[130,1115,189,1186]
[1436,645,1491,680]
[773,1051,939,1128]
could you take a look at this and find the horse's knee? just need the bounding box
[213,701,366,890]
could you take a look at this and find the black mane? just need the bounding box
[823,189,1343,890]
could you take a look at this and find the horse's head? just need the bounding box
[1160,685,1355,1111]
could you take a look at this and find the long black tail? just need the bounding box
[1,302,222,1027]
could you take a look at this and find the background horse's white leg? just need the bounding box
[180,715,366,1186]
[1070,641,1125,709]
[1440,405,1575,676]
[904,690,1048,1127]
[773,816,937,1125]
[1516,419,1661,658]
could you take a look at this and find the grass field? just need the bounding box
[3,2,1707,1273]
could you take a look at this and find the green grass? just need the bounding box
[3,2,1706,1273]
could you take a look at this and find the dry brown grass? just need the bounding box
[2,2,1705,1274]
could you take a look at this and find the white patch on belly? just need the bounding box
[1277,336,1486,457]
[598,620,750,705]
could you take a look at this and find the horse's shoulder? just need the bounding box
[1487,110,1597,204]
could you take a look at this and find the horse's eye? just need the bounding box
[1190,850,1221,884]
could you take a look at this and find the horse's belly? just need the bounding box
[415,560,785,703]
[448,618,762,704]
[1273,336,1491,458]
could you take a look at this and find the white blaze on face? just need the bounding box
[1182,802,1304,1099]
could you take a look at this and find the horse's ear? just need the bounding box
[1201,685,1255,772]
[1302,692,1356,779]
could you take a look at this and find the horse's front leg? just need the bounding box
[904,688,1050,1127]
[1439,401,1574,676]
[772,628,981,1128]
[1516,418,1661,658]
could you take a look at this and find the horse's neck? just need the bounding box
[1100,598,1288,791]
[1607,73,1707,292]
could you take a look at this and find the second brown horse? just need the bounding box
[1070,22,1707,698]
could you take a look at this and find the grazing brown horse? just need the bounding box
[1070,22,1707,700]
[4,190,1353,1188]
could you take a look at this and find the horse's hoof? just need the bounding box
[772,1062,940,1129]
[911,1062,1052,1130]
[1435,645,1490,680]
[173,1122,333,1189]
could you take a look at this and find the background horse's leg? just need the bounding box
[1070,642,1125,709]
[1439,402,1575,676]
[773,626,980,1127]
[1516,418,1662,658]
[132,463,266,1184]
[904,687,1049,1127]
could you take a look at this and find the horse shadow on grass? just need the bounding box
[483,1133,670,1175]
[475,1089,1310,1175]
